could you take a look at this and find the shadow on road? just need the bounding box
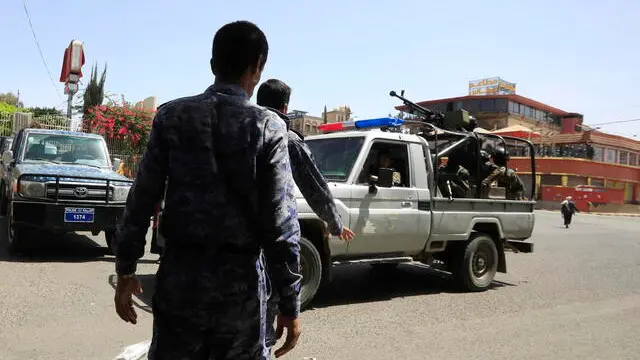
[108,263,516,316]
[307,263,514,310]
[0,219,157,264]
[0,230,114,263]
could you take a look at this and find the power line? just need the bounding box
[20,0,64,103]
[589,118,640,126]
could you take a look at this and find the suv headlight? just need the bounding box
[19,180,46,198]
[112,185,131,202]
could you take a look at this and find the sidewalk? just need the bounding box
[537,209,640,218]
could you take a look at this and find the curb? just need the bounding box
[536,209,640,217]
[588,212,640,217]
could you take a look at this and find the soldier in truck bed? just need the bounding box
[481,147,526,200]
[437,147,471,198]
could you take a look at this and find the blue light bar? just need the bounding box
[317,117,405,133]
[354,117,405,129]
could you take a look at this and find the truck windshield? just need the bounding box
[22,133,109,168]
[305,137,365,182]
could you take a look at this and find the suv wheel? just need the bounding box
[6,215,29,254]
[0,182,7,216]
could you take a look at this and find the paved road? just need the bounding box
[0,211,639,360]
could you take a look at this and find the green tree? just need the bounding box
[0,102,17,117]
[27,107,63,117]
[0,92,23,108]
[80,64,107,132]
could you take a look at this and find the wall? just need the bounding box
[510,157,640,183]
[540,185,625,212]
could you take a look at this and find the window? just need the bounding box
[454,101,463,110]
[519,105,529,116]
[509,101,519,114]
[592,146,604,162]
[495,99,508,111]
[604,148,617,163]
[22,133,109,168]
[305,137,365,182]
[355,141,411,187]
[630,152,638,166]
[480,99,495,111]
[468,100,481,112]
[619,151,628,165]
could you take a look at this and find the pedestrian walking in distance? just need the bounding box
[256,78,355,355]
[561,196,579,228]
[113,20,302,359]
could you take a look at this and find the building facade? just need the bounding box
[287,105,352,136]
[395,86,640,205]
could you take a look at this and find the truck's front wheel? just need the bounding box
[6,216,29,254]
[300,236,323,310]
[452,233,498,292]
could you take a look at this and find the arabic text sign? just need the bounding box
[469,77,516,96]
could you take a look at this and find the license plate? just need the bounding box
[64,207,95,223]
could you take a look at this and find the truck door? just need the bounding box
[347,140,422,256]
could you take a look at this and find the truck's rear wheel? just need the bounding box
[452,233,498,292]
[300,236,323,310]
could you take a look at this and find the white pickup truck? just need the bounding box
[295,116,536,308]
[153,112,537,309]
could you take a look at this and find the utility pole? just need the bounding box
[16,89,20,108]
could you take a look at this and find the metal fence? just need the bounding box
[0,112,71,136]
[1,112,144,179]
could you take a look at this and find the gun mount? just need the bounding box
[390,90,478,133]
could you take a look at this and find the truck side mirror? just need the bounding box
[2,150,13,167]
[377,168,395,188]
[368,175,378,194]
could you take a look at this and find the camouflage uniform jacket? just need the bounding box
[266,107,343,236]
[114,82,302,318]
[482,166,525,200]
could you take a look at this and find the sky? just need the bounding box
[1,0,639,138]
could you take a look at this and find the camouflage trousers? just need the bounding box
[148,245,271,360]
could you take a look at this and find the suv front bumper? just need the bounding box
[11,200,125,233]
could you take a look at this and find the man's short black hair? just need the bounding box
[211,21,268,82]
[256,79,291,110]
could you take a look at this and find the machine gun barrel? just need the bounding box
[389,90,435,118]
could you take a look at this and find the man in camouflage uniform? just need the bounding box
[481,147,526,200]
[256,79,355,354]
[437,147,471,198]
[113,21,302,359]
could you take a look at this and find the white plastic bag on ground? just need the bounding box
[112,339,151,360]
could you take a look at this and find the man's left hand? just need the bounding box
[114,275,143,324]
[338,226,355,242]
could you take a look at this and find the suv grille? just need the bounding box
[45,181,115,203]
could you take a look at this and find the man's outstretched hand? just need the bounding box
[338,226,355,242]
[274,314,301,358]
[114,275,143,324]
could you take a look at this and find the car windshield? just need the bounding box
[305,136,365,182]
[22,133,109,168]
